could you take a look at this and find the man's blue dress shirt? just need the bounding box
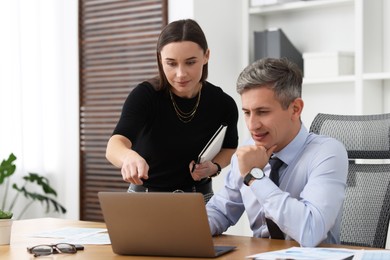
[206,124,348,247]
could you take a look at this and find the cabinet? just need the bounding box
[243,0,390,126]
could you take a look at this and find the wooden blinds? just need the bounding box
[79,0,167,221]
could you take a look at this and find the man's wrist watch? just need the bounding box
[243,168,265,186]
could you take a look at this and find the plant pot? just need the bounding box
[0,219,13,245]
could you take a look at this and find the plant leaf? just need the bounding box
[0,153,17,185]
[12,184,66,214]
[22,173,57,196]
[0,210,13,219]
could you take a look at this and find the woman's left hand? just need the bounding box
[189,160,217,181]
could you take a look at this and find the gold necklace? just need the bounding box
[169,84,202,123]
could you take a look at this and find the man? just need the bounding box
[206,58,348,247]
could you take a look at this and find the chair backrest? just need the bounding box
[309,113,390,248]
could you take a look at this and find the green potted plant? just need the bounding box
[0,153,67,244]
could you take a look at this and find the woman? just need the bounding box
[106,19,238,202]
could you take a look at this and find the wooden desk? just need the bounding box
[0,218,360,259]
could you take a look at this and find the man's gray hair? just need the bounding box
[236,58,303,110]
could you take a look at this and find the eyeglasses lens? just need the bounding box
[56,243,77,253]
[31,245,53,256]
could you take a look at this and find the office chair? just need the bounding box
[309,113,390,248]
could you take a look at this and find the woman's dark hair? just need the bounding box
[151,19,209,90]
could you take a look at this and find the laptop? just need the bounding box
[98,192,236,258]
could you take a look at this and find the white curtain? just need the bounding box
[0,0,79,219]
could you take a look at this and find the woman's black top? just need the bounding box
[113,81,239,189]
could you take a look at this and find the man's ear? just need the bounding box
[291,98,304,119]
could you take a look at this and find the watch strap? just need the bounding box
[243,172,254,186]
[209,162,221,178]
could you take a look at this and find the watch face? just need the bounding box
[251,168,264,179]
